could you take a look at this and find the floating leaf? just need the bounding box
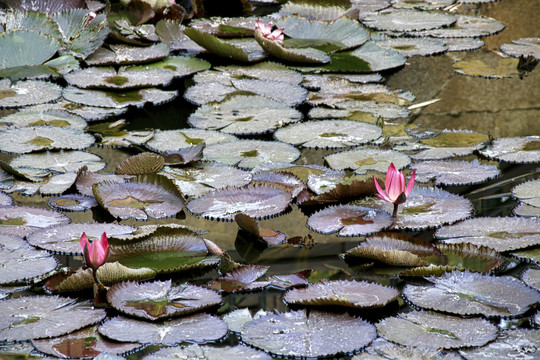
[444,37,485,52]
[376,310,498,349]
[0,235,58,285]
[334,99,411,119]
[403,270,540,317]
[10,150,106,174]
[161,143,205,166]
[145,129,236,152]
[300,178,378,206]
[325,148,411,174]
[0,205,70,237]
[85,43,170,66]
[479,136,540,163]
[187,184,291,221]
[63,86,177,109]
[362,10,456,32]
[435,216,540,252]
[375,37,448,57]
[410,15,505,38]
[522,268,540,292]
[411,159,500,186]
[284,279,399,309]
[359,186,473,230]
[0,29,60,70]
[235,213,286,246]
[0,79,62,108]
[251,171,305,198]
[458,330,540,360]
[307,204,393,236]
[48,194,98,212]
[500,37,540,60]
[160,162,252,198]
[31,325,141,358]
[359,337,464,360]
[64,66,175,89]
[204,62,304,85]
[93,174,185,221]
[209,265,270,292]
[26,222,136,255]
[0,296,106,342]
[0,126,94,154]
[411,129,489,160]
[38,171,78,196]
[203,139,300,169]
[188,95,302,135]
[255,30,331,64]
[24,98,129,121]
[155,19,206,53]
[241,309,377,358]
[134,55,211,79]
[107,280,222,320]
[2,0,87,14]
[145,344,273,360]
[274,120,382,149]
[392,0,455,10]
[453,51,520,79]
[115,152,165,175]
[0,110,87,130]
[188,16,259,37]
[98,313,227,345]
[307,83,414,107]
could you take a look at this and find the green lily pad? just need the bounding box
[362,9,456,32]
[255,29,331,64]
[85,43,170,66]
[64,66,175,89]
[155,19,207,53]
[0,29,60,70]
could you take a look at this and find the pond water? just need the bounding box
[1,0,540,359]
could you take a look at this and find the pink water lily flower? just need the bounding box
[80,232,109,271]
[374,163,416,217]
[255,18,284,43]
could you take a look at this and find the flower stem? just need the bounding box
[392,203,399,218]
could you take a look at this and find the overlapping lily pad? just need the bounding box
[188,95,302,135]
[410,129,489,160]
[359,186,473,230]
[0,296,106,341]
[362,10,456,32]
[0,29,60,72]
[376,310,498,349]
[63,86,177,109]
[307,83,414,107]
[307,204,393,236]
[93,174,185,221]
[0,235,58,284]
[284,279,399,309]
[274,120,382,148]
[453,51,520,79]
[187,184,292,221]
[0,205,70,237]
[479,136,540,163]
[64,66,175,89]
[24,99,129,121]
[107,280,222,320]
[435,216,540,252]
[0,110,87,130]
[26,222,136,254]
[458,330,540,360]
[411,159,500,186]
[0,126,95,154]
[333,99,411,119]
[209,264,270,292]
[48,194,98,212]
[85,43,170,65]
[410,15,505,38]
[404,271,540,317]
[500,37,540,59]
[146,344,272,360]
[241,309,377,358]
[325,148,411,174]
[10,150,106,174]
[115,152,165,175]
[98,313,228,345]
[0,79,62,108]
[255,30,331,65]
[145,129,236,152]
[203,139,301,169]
[375,37,448,57]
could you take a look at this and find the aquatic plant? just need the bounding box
[374,163,416,217]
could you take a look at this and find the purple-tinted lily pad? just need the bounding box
[107,280,221,320]
[161,143,205,165]
[98,313,228,345]
[145,344,273,360]
[0,296,106,341]
[31,325,141,358]
[48,194,98,212]
[241,309,377,358]
[360,337,463,360]
[522,268,540,292]
[376,310,498,350]
[209,265,270,293]
[458,329,540,360]
[235,213,286,246]
[299,179,378,206]
[93,174,185,221]
[307,204,393,236]
[187,184,292,221]
[0,191,13,206]
[251,171,305,198]
[85,43,170,66]
[411,159,500,186]
[0,235,58,285]
[26,222,136,255]
[284,279,399,309]
[0,205,70,237]
[114,152,165,175]
[10,150,106,174]
[480,136,540,163]
[435,216,540,252]
[403,270,540,318]
[75,168,127,197]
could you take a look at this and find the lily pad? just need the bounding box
[241,309,377,358]
[444,37,485,52]
[48,194,98,212]
[255,30,331,65]
[107,280,222,320]
[26,222,136,255]
[145,129,236,152]
[325,148,411,174]
[0,235,58,285]
[359,186,473,230]
[133,55,211,79]
[209,264,270,292]
[376,310,498,349]
[38,171,79,196]
[392,0,455,10]
[358,337,464,360]
[435,216,540,252]
[0,110,87,130]
[0,296,106,341]
[362,10,456,32]
[410,15,505,38]
[453,51,520,79]
[10,150,106,174]
[458,329,540,360]
[0,126,95,154]
[307,83,414,107]
[93,174,185,221]
[187,184,292,221]
[403,270,540,317]
[204,62,304,85]
[411,159,500,186]
[62,86,177,109]
[235,213,287,246]
[0,29,60,71]
[145,344,272,360]
[479,136,540,163]
[500,37,540,59]
[85,43,171,66]
[64,66,175,89]
[307,204,393,236]
[375,37,448,57]
[203,139,301,169]
[0,79,62,108]
[31,325,141,358]
[115,152,165,175]
[98,313,228,345]
[274,120,382,148]
[160,162,252,198]
[188,95,302,135]
[411,129,489,160]
[284,279,399,309]
[334,99,411,119]
[0,205,70,237]
[24,99,129,121]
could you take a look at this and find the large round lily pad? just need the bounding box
[145,129,236,152]
[458,329,540,360]
[0,126,95,154]
[362,10,456,32]
[0,79,62,108]
[63,86,177,109]
[479,136,540,163]
[241,309,377,358]
[145,344,272,360]
[0,205,70,237]
[10,150,106,174]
